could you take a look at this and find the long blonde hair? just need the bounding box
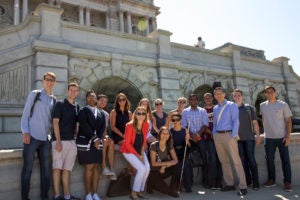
[139,98,153,122]
[131,106,148,131]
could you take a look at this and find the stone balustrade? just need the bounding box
[0,133,299,199]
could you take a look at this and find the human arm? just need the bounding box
[252,120,261,145]
[283,117,292,146]
[21,91,36,144]
[53,118,62,151]
[231,103,240,138]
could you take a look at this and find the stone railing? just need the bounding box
[0,133,299,199]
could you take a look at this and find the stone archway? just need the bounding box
[193,84,214,107]
[93,76,143,112]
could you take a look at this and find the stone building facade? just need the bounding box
[0,0,299,149]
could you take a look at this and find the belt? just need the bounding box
[217,130,232,134]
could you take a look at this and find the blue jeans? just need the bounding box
[265,138,291,183]
[205,140,223,187]
[238,140,259,186]
[21,137,51,200]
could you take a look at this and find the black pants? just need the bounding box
[147,165,181,194]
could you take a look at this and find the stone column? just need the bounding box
[151,18,156,32]
[79,6,84,25]
[126,12,132,34]
[105,11,110,30]
[22,0,28,21]
[86,7,91,26]
[14,0,20,25]
[145,17,149,35]
[119,11,124,32]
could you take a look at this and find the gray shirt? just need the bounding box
[21,89,56,141]
[238,103,257,141]
[260,100,292,138]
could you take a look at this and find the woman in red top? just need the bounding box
[120,106,150,200]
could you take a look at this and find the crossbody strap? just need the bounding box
[217,103,228,125]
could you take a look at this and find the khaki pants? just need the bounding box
[214,133,247,189]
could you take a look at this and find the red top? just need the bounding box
[120,121,149,156]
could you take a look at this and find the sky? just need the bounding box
[154,0,300,76]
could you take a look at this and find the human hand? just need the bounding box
[23,133,30,144]
[283,137,290,146]
[56,141,63,152]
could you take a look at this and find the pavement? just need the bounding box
[102,184,300,200]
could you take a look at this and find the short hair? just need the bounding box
[68,82,79,90]
[203,93,213,98]
[97,94,108,100]
[171,112,181,120]
[189,93,198,101]
[214,87,226,94]
[85,90,95,98]
[233,89,243,96]
[198,37,202,41]
[43,72,56,80]
[177,97,187,103]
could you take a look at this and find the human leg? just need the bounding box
[84,164,94,195]
[92,164,100,194]
[277,139,292,184]
[238,141,252,185]
[37,140,51,200]
[21,138,39,200]
[244,140,259,188]
[264,138,277,182]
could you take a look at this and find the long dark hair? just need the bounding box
[158,126,173,151]
[113,93,131,112]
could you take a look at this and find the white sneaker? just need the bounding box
[110,172,117,180]
[92,193,101,200]
[86,193,93,200]
[102,167,114,176]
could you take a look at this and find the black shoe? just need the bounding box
[221,185,236,191]
[53,196,64,200]
[237,189,247,196]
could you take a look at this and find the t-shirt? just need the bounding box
[52,99,80,140]
[238,104,257,141]
[150,141,173,170]
[204,107,213,140]
[260,100,292,138]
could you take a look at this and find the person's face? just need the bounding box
[135,109,146,121]
[171,116,181,125]
[155,101,163,109]
[189,96,198,108]
[67,86,79,100]
[97,97,108,109]
[233,92,243,104]
[177,99,187,108]
[264,88,276,101]
[118,96,126,105]
[160,129,170,141]
[203,95,213,106]
[86,93,97,107]
[140,101,148,109]
[214,90,226,103]
[43,75,56,90]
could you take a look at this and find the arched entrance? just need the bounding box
[93,77,143,112]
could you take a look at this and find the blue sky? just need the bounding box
[155,0,300,76]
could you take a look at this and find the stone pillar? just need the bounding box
[86,7,91,26]
[14,0,20,25]
[79,6,84,25]
[151,18,156,32]
[35,4,64,38]
[105,11,110,30]
[119,11,124,32]
[145,17,149,35]
[126,12,132,34]
[22,0,28,21]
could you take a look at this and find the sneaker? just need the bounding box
[263,180,276,188]
[284,182,292,192]
[237,189,247,196]
[102,167,114,176]
[66,195,81,200]
[110,172,117,180]
[85,193,93,200]
[92,193,101,200]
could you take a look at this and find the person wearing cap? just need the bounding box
[260,86,293,192]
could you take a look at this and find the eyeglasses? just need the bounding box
[136,112,146,116]
[118,98,126,102]
[171,118,181,122]
[44,78,55,82]
[178,101,186,104]
[161,131,170,135]
[155,102,163,106]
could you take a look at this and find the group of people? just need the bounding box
[20,72,293,200]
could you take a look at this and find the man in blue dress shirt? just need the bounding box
[212,87,247,196]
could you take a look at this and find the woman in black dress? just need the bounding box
[76,90,106,200]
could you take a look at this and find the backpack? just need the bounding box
[29,90,41,118]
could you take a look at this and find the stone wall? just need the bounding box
[0,134,299,199]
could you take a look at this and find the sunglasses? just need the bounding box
[155,102,163,106]
[178,101,186,104]
[136,112,146,116]
[118,98,126,102]
[171,118,181,122]
[44,78,55,82]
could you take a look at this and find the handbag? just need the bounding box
[106,168,131,197]
[186,145,204,167]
